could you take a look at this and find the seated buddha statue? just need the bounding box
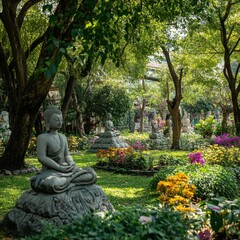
[104,112,120,136]
[31,105,97,193]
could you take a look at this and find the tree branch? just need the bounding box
[24,33,46,59]
[230,37,240,55]
[234,62,240,81]
[17,0,42,29]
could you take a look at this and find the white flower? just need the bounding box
[139,216,152,225]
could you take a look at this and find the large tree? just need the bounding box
[0,0,139,170]
[186,0,240,134]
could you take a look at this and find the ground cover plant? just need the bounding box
[23,205,202,240]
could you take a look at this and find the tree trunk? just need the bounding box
[162,46,183,149]
[139,98,146,133]
[61,75,75,125]
[72,90,84,137]
[61,56,94,128]
[219,4,240,135]
[170,108,181,149]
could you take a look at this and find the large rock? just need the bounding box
[3,184,113,237]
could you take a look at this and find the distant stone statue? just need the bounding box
[104,112,120,136]
[90,112,128,152]
[149,119,161,139]
[31,105,97,193]
[182,111,191,133]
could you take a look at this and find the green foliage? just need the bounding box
[201,197,240,238]
[149,164,239,200]
[85,84,132,122]
[214,122,236,136]
[182,100,214,116]
[194,115,216,138]
[23,205,201,240]
[122,131,149,145]
[157,154,188,166]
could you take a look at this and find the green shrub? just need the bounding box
[157,154,188,166]
[201,144,240,167]
[194,116,216,139]
[23,206,202,240]
[149,166,176,192]
[149,164,239,200]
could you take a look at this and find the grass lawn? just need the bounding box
[0,149,189,238]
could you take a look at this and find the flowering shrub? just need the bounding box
[156,172,196,212]
[27,136,37,155]
[188,152,205,165]
[150,164,239,200]
[131,141,145,151]
[96,146,150,170]
[78,136,93,150]
[202,144,240,167]
[24,205,202,240]
[67,135,79,152]
[213,133,240,147]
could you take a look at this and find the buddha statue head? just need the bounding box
[43,105,62,131]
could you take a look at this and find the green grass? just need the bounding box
[0,150,189,219]
[0,149,189,239]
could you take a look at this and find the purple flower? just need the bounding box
[132,141,145,151]
[188,152,205,165]
[198,229,211,240]
[213,134,240,147]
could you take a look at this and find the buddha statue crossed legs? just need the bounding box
[31,105,97,193]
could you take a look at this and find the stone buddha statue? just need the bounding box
[31,105,97,193]
[104,112,120,136]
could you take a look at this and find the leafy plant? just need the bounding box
[149,164,239,200]
[27,136,37,155]
[194,116,216,139]
[67,135,79,152]
[201,144,240,167]
[201,197,240,239]
[157,154,187,166]
[23,205,202,240]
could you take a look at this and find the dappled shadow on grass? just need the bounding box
[95,169,155,209]
[0,174,34,219]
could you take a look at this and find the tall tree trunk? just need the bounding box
[219,3,240,135]
[169,107,181,149]
[139,78,147,133]
[72,90,84,137]
[221,105,232,132]
[139,98,146,133]
[162,46,183,149]
[61,75,75,125]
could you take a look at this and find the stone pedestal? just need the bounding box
[90,131,128,152]
[3,185,113,237]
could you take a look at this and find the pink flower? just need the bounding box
[188,152,205,165]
